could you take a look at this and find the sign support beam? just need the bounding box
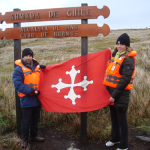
[80,3,88,142]
[13,8,22,137]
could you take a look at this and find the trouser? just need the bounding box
[109,105,129,149]
[21,105,41,141]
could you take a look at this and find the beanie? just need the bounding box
[22,48,33,58]
[116,33,130,47]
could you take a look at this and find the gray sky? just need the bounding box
[0,0,149,30]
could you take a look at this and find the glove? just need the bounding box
[31,89,40,96]
[40,65,46,69]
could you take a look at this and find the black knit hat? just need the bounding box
[116,33,130,47]
[22,48,33,58]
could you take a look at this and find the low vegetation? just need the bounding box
[0,28,150,149]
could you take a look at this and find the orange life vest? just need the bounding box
[15,59,40,97]
[103,51,137,90]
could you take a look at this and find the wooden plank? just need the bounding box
[0,6,110,24]
[0,24,110,39]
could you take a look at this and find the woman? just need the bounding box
[103,33,137,150]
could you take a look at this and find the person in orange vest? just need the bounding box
[103,33,137,150]
[12,48,46,148]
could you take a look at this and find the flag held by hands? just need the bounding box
[38,48,112,112]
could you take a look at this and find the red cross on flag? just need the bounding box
[38,48,112,112]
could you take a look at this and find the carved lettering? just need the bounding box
[72,10,76,16]
[35,27,37,31]
[20,14,24,19]
[66,32,69,36]
[27,27,30,32]
[23,28,26,32]
[20,33,23,38]
[25,13,29,19]
[53,26,60,30]
[20,26,48,33]
[62,31,65,36]
[36,12,40,18]
[75,25,78,30]
[41,32,48,37]
[28,33,30,38]
[30,13,34,19]
[70,25,74,30]
[54,32,57,36]
[66,26,69,30]
[78,9,84,16]
[49,11,52,17]
[71,32,74,36]
[31,33,34,38]
[49,11,57,17]
[66,25,78,30]
[75,31,78,36]
[58,32,61,36]
[41,32,44,37]
[78,10,81,16]
[10,12,40,20]
[31,27,35,32]
[67,9,89,17]
[20,33,35,38]
[20,28,24,32]
[26,13,29,19]
[39,26,43,31]
[10,14,14,20]
[80,9,84,16]
[67,10,71,16]
[87,9,90,15]
[45,32,48,37]
[45,26,48,31]
[15,14,19,20]
[54,31,78,37]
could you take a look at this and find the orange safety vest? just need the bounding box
[103,51,137,90]
[15,59,40,97]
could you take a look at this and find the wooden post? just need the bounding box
[80,3,88,142]
[13,8,22,137]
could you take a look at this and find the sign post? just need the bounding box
[13,8,22,137]
[80,3,88,142]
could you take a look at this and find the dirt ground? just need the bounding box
[27,127,150,150]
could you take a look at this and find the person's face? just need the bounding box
[23,55,33,64]
[116,44,127,53]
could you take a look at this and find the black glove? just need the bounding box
[31,89,40,96]
[40,65,46,69]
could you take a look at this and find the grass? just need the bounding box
[0,28,150,148]
[0,38,13,48]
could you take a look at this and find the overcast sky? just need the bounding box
[0,0,149,30]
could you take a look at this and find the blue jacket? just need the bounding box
[12,59,41,108]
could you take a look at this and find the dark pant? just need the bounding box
[21,105,41,141]
[109,105,128,149]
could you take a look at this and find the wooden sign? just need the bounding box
[0,24,110,39]
[0,6,110,24]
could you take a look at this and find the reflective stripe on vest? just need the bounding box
[15,59,40,97]
[103,51,136,90]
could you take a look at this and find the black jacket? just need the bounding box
[106,49,135,112]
